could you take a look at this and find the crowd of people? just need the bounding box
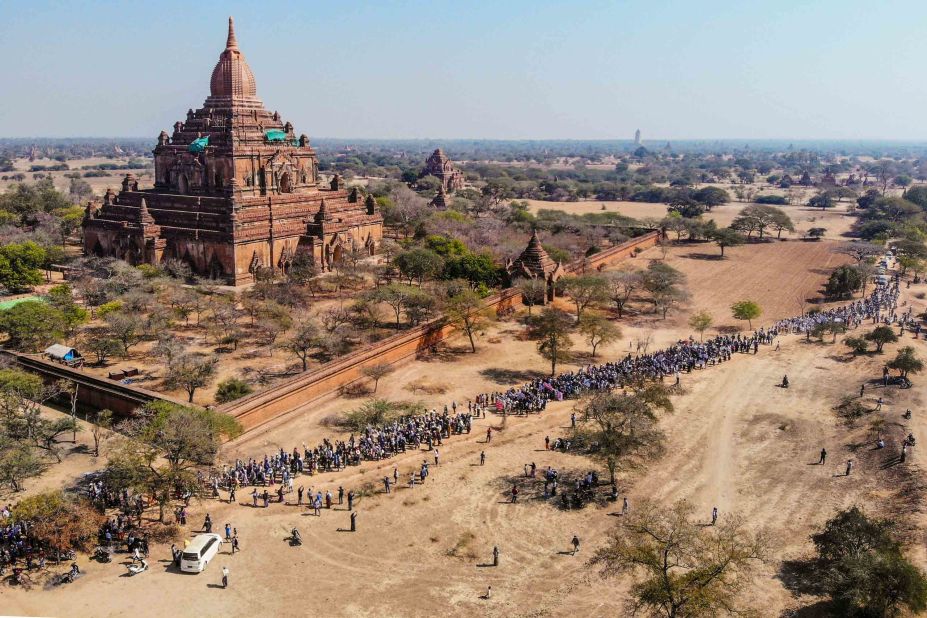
[773,282,900,334]
[207,281,904,506]
[0,276,907,589]
[212,407,472,500]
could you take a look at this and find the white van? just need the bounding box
[180,533,223,573]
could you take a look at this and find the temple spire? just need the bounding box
[226,16,238,50]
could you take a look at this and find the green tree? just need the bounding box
[809,192,834,210]
[56,206,85,246]
[807,227,827,240]
[844,336,869,356]
[887,346,923,380]
[688,310,714,341]
[444,288,488,353]
[731,204,786,239]
[592,499,766,618]
[578,313,621,358]
[80,330,121,365]
[394,248,445,286]
[214,377,253,404]
[45,283,89,341]
[0,301,66,351]
[825,265,864,299]
[711,227,746,257]
[527,307,574,375]
[561,275,609,320]
[691,186,730,210]
[107,402,240,522]
[0,438,45,491]
[578,389,667,486]
[865,326,898,353]
[731,300,762,330]
[809,506,927,616]
[642,262,688,319]
[0,241,46,292]
[0,368,75,462]
[369,283,423,330]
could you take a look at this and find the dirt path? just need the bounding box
[6,252,927,616]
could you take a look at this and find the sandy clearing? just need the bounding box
[5,242,927,618]
[525,198,858,240]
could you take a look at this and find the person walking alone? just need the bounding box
[819,448,827,465]
[846,459,853,476]
[711,507,718,526]
[492,545,499,566]
[480,451,485,465]
[221,565,229,589]
[571,534,580,555]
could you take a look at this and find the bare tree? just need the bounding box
[285,320,320,372]
[165,353,218,403]
[361,363,395,393]
[606,270,644,318]
[834,241,881,264]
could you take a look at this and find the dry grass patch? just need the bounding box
[405,378,449,395]
[445,530,477,560]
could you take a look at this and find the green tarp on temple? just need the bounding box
[188,136,209,152]
[265,129,287,142]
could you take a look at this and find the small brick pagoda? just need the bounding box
[421,148,465,193]
[83,17,383,284]
[506,229,564,303]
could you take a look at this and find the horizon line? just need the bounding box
[6,136,927,145]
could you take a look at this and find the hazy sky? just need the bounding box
[2,0,925,140]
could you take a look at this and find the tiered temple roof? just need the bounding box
[506,229,563,281]
[83,17,382,283]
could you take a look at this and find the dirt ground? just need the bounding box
[4,242,925,617]
[525,198,858,240]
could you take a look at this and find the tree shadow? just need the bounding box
[479,368,547,385]
[681,252,724,261]
[778,558,826,598]
[779,600,838,617]
[489,469,612,511]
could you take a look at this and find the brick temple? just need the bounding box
[83,17,383,284]
[506,229,563,302]
[421,148,465,193]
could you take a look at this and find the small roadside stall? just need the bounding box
[43,344,85,368]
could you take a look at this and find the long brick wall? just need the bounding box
[1,351,190,416]
[219,230,659,431]
[4,231,658,430]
